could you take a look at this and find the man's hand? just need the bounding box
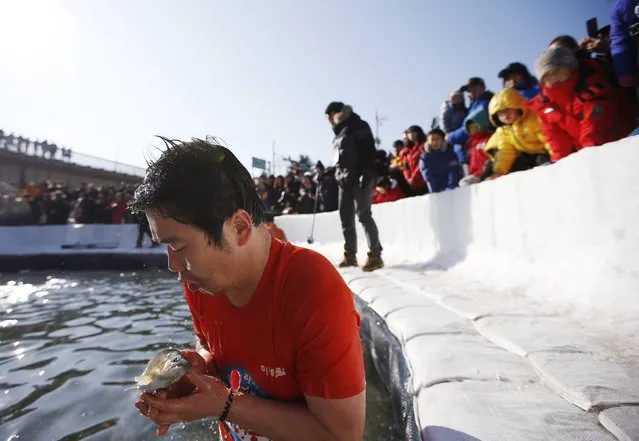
[136,372,229,436]
[579,36,610,54]
[163,350,209,398]
[135,350,215,436]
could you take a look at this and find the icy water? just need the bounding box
[0,270,403,441]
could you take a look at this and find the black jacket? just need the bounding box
[331,106,377,186]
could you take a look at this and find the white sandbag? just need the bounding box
[598,406,639,441]
[529,351,639,410]
[418,381,617,441]
[368,290,435,318]
[349,275,395,295]
[357,285,408,305]
[405,334,535,393]
[337,267,368,283]
[474,315,608,357]
[436,293,536,320]
[384,304,476,344]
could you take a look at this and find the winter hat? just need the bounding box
[460,77,485,92]
[498,62,532,82]
[325,101,345,115]
[534,46,578,81]
[464,104,492,133]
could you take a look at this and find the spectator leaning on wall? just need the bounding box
[528,46,625,163]
[401,125,429,196]
[497,62,541,100]
[458,105,495,187]
[550,32,639,138]
[418,128,461,193]
[483,88,552,179]
[447,77,495,149]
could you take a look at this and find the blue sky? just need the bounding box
[0,0,615,175]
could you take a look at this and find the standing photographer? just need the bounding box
[325,102,383,272]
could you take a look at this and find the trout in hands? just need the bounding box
[127,348,192,394]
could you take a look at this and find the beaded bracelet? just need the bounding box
[219,389,235,422]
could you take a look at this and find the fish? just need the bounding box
[127,348,192,394]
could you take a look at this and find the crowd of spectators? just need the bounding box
[256,6,639,212]
[0,130,72,160]
[252,162,339,215]
[2,4,638,226]
[0,180,138,225]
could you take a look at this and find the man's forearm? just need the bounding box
[226,393,339,441]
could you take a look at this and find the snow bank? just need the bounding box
[277,138,639,441]
[0,223,156,253]
[0,224,164,271]
[278,137,639,322]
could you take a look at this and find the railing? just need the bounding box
[0,140,146,178]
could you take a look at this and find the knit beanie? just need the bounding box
[325,101,345,115]
[534,46,578,81]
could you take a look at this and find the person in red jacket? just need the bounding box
[458,104,495,187]
[372,176,404,204]
[401,125,429,196]
[528,46,625,163]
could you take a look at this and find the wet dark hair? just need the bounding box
[129,136,264,246]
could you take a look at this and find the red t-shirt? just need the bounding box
[184,238,365,440]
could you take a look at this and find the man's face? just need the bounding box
[504,73,524,88]
[147,209,247,296]
[428,134,445,150]
[466,84,484,101]
[327,112,336,126]
[542,67,573,88]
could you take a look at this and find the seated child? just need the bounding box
[372,176,404,204]
[458,106,494,187]
[484,87,552,178]
[418,128,461,193]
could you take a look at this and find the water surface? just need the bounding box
[0,270,402,441]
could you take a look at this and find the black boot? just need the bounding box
[362,252,384,272]
[338,252,358,268]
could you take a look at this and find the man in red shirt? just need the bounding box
[129,136,366,441]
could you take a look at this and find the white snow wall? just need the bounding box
[276,137,639,321]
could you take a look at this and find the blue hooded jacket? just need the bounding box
[447,91,495,147]
[419,145,461,193]
[611,0,639,80]
[514,77,541,100]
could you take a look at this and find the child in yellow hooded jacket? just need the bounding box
[484,88,553,178]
